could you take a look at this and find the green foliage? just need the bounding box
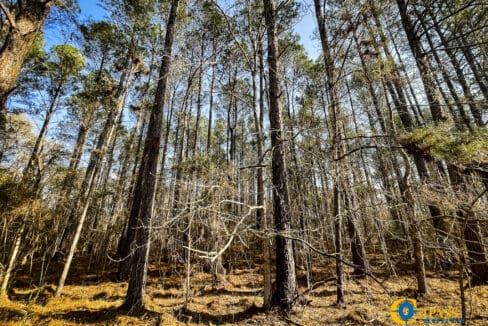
[202,0,225,34]
[25,34,47,65]
[0,170,35,213]
[48,44,85,85]
[276,0,300,34]
[70,70,117,119]
[0,113,35,163]
[177,152,228,177]
[79,21,119,57]
[398,124,488,166]
[53,0,80,11]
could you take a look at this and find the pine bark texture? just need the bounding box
[263,0,298,310]
[0,0,53,109]
[121,0,180,313]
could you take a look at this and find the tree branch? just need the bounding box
[0,1,17,29]
[184,205,263,263]
[334,145,404,161]
[282,234,391,296]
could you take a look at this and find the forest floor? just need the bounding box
[1,260,488,325]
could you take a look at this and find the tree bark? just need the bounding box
[0,0,53,109]
[431,17,483,127]
[121,0,179,314]
[0,219,25,296]
[263,0,297,310]
[54,59,137,297]
[24,85,61,179]
[193,34,205,154]
[251,37,271,308]
[457,36,488,102]
[396,0,445,123]
[206,42,216,153]
[449,166,488,285]
[399,151,429,296]
[415,7,472,130]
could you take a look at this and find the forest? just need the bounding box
[0,0,487,325]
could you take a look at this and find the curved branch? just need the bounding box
[282,234,391,296]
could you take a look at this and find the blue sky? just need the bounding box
[78,0,105,20]
[77,0,320,59]
[16,0,319,166]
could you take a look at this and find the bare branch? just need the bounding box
[184,205,263,262]
[281,234,391,296]
[0,1,17,29]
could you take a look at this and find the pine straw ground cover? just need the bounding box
[1,262,488,325]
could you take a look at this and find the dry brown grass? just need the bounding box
[1,262,487,325]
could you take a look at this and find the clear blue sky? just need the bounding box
[77,0,320,59]
[78,0,106,20]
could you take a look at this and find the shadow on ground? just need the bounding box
[42,306,161,324]
[199,287,261,297]
[175,304,262,324]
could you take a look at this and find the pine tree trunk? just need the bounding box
[344,192,369,277]
[332,185,344,303]
[314,0,347,304]
[206,42,216,153]
[449,166,488,285]
[0,1,52,109]
[24,86,61,177]
[121,0,179,314]
[457,36,488,102]
[54,60,137,296]
[396,0,445,123]
[263,0,297,310]
[431,18,483,127]
[0,221,25,296]
[193,36,205,154]
[251,38,271,307]
[415,8,472,130]
[399,151,429,296]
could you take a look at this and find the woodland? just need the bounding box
[0,0,487,325]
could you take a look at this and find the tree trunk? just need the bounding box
[251,37,271,308]
[0,1,52,109]
[396,0,445,123]
[115,109,148,262]
[449,166,488,285]
[457,36,488,102]
[399,151,429,296]
[24,86,61,178]
[0,220,25,296]
[332,186,344,303]
[344,190,369,278]
[314,0,353,303]
[54,59,137,296]
[206,42,216,153]
[263,0,297,310]
[121,0,179,314]
[415,7,472,130]
[431,17,483,127]
[193,35,205,154]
